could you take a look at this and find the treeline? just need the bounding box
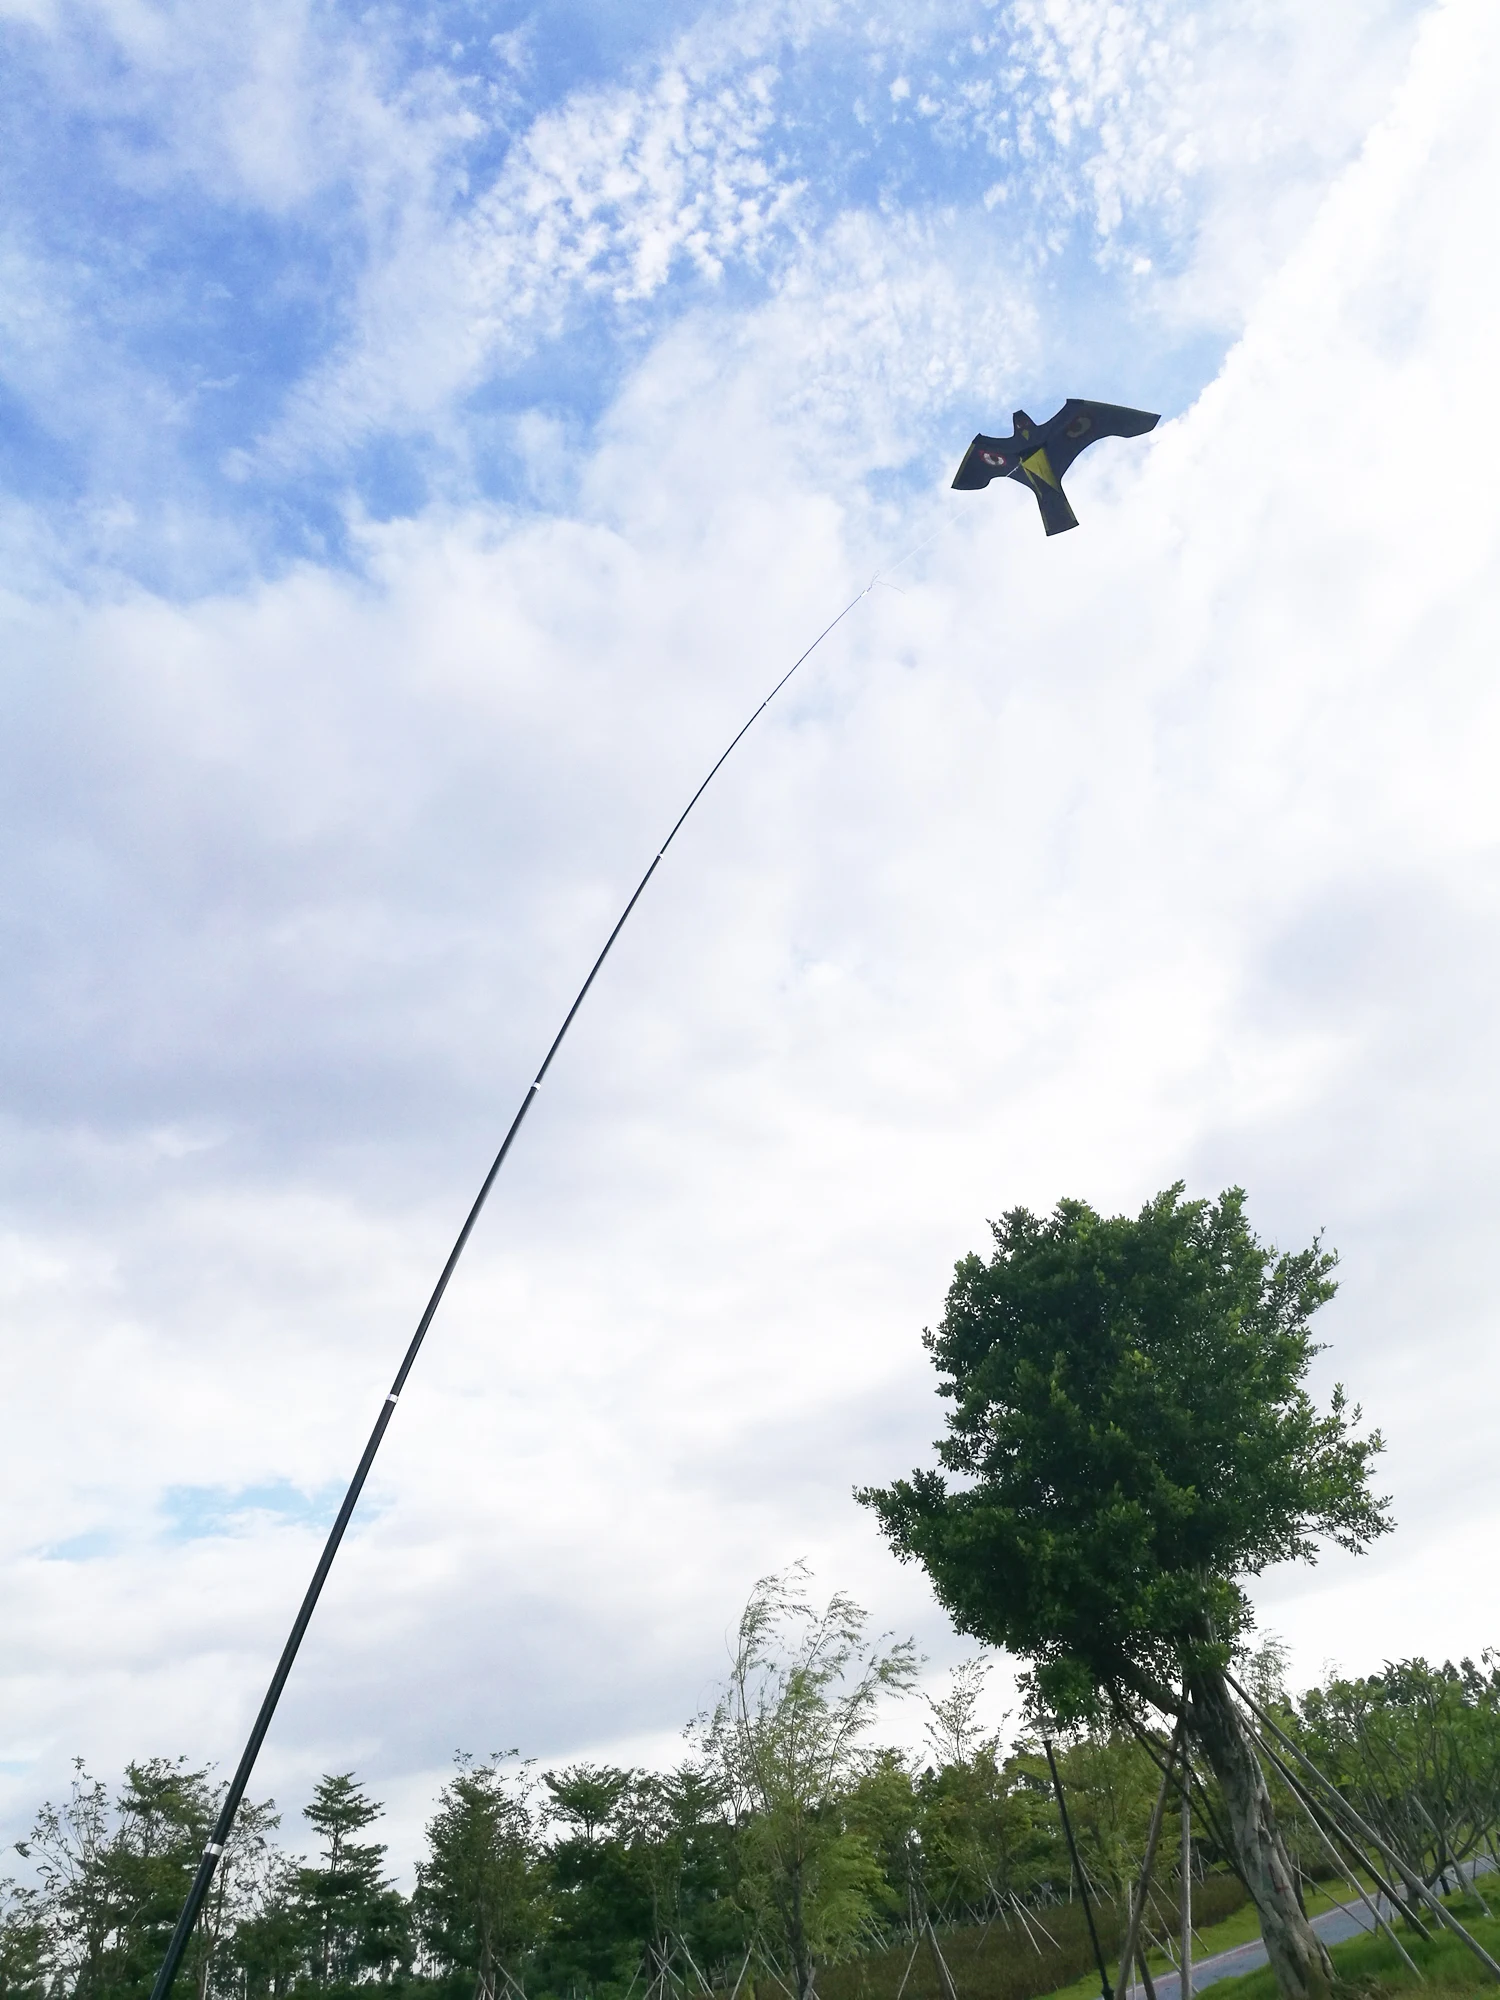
[3,1578,1498,2000]
[0,1736,1183,2000]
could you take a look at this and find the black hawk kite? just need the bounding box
[952,399,1159,535]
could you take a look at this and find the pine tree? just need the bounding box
[294,1775,408,1990]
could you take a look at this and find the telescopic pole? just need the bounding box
[147,582,877,2000]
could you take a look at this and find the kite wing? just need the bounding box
[951,433,1014,490]
[1040,399,1160,480]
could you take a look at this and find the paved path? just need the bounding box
[1123,1859,1494,2000]
[1125,1894,1382,2000]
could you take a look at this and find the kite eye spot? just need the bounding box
[1065,416,1091,438]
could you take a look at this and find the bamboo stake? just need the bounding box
[1227,1672,1500,1983]
[1119,1715,1246,1901]
[1180,1757,1192,2000]
[727,1946,755,2000]
[892,1931,924,2000]
[1025,1902,1061,1951]
[750,1951,797,2000]
[1010,1895,1045,1956]
[924,1920,960,2000]
[1411,1801,1493,1918]
[1247,1712,1433,1944]
[1115,1731,1182,2000]
[1012,1896,1048,1960]
[1254,1736,1423,1979]
[677,1937,716,1996]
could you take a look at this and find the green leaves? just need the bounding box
[862,1185,1392,1724]
[415,1757,547,1989]
[14,1759,278,2000]
[538,1760,740,1994]
[293,1774,410,1991]
[1297,1655,1500,1890]
[0,1882,48,2000]
[693,1567,920,1998]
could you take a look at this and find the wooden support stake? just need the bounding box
[1180,1760,1192,2000]
[1114,1729,1182,2000]
[727,1947,754,2000]
[1254,1735,1423,1981]
[1226,1671,1500,1984]
[925,1921,960,2000]
[892,1931,923,2000]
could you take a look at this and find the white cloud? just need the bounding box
[993,0,1426,319]
[11,0,481,212]
[3,0,1498,1888]
[0,0,1429,571]
[261,43,802,462]
[249,0,1426,467]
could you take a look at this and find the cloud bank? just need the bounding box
[3,0,1496,1877]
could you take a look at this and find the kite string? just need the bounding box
[870,513,954,588]
[148,508,949,2000]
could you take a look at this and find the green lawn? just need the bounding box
[1205,1901,1500,2000]
[1034,1896,1500,2000]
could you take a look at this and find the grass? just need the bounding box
[816,1877,1252,2000]
[1200,1901,1500,2000]
[1032,1878,1366,2000]
[812,1880,1500,2000]
[1035,1893,1500,2000]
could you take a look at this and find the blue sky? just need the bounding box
[4,0,1499,1879]
[1,0,1413,588]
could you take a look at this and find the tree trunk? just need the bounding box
[785,1866,815,2000]
[1186,1667,1334,2000]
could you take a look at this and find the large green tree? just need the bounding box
[537,1761,743,1996]
[861,1186,1390,2000]
[415,1758,546,2000]
[540,1764,652,1995]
